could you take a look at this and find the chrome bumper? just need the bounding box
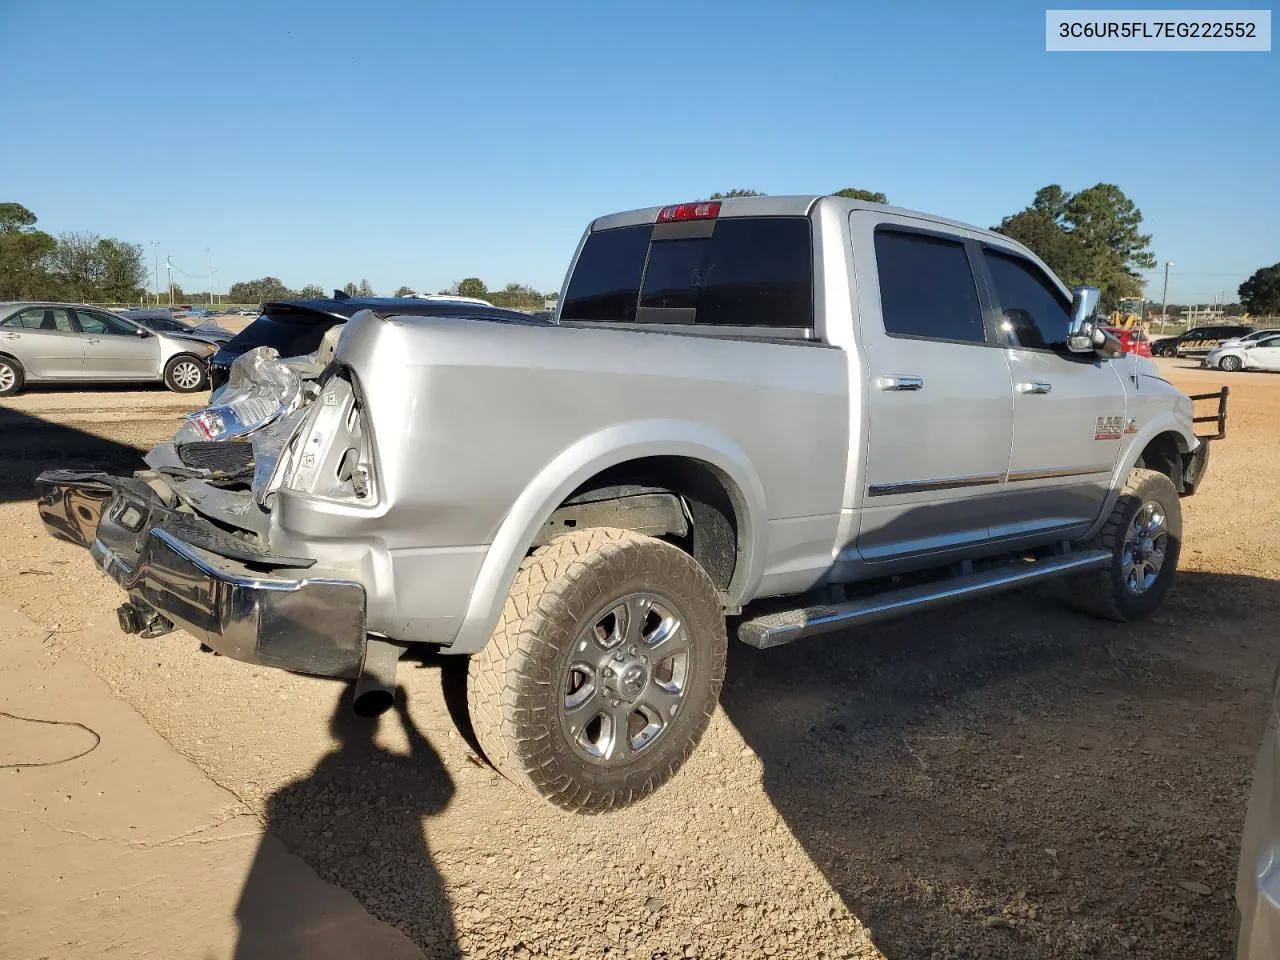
[1239,718,1280,959]
[35,470,367,679]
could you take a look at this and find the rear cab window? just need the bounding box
[560,216,814,332]
[873,229,986,344]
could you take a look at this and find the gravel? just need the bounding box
[1,360,1274,959]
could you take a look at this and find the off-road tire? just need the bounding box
[163,354,208,393]
[467,528,727,813]
[1220,355,1243,373]
[0,356,24,397]
[1069,468,1182,622]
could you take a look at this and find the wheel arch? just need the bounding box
[448,420,768,655]
[1084,418,1196,540]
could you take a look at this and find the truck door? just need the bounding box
[979,244,1127,537]
[849,214,1015,563]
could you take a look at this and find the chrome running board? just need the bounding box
[737,549,1111,649]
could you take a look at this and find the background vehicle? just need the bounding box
[1102,325,1152,357]
[1152,324,1253,358]
[0,301,215,396]
[35,196,1225,814]
[1236,658,1279,958]
[207,296,545,390]
[1221,328,1280,348]
[1204,334,1280,372]
[120,309,234,345]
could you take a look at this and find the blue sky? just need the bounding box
[1,0,1275,304]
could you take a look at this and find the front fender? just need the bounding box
[1083,407,1197,540]
[448,419,768,654]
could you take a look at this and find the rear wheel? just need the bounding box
[1158,345,1178,358]
[1068,468,1181,622]
[0,356,23,397]
[467,528,727,813]
[1220,354,1243,372]
[163,355,208,392]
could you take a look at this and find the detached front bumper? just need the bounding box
[35,470,367,679]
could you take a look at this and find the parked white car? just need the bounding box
[1204,334,1280,372]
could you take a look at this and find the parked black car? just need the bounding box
[207,296,549,390]
[121,309,235,345]
[1150,324,1253,358]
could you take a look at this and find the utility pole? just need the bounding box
[152,241,160,307]
[206,248,214,308]
[166,257,174,307]
[1159,261,1173,330]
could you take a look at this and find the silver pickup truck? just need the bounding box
[36,195,1228,813]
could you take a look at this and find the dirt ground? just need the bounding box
[1,359,1276,960]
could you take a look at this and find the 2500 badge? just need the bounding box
[1095,415,1138,441]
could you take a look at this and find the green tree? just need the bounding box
[488,282,545,312]
[394,285,415,297]
[44,233,145,303]
[297,284,325,299]
[709,189,764,199]
[357,278,374,297]
[995,183,1156,309]
[1240,263,1280,316]
[228,276,296,303]
[342,281,359,297]
[0,203,56,300]
[454,277,488,299]
[833,187,889,203]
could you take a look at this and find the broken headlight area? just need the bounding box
[270,368,377,507]
[177,347,316,443]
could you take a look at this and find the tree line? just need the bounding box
[224,276,555,313]
[0,203,148,303]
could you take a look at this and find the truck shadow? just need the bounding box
[0,407,149,504]
[236,687,459,959]
[720,571,1278,960]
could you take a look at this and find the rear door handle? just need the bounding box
[1016,381,1052,395]
[1,333,20,340]
[85,338,101,344]
[876,375,924,392]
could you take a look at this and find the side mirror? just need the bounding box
[136,327,151,337]
[1066,285,1102,353]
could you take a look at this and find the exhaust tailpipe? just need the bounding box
[352,637,404,718]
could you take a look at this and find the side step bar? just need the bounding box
[737,549,1111,649]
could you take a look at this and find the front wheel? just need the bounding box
[467,528,727,813]
[163,355,208,392]
[1220,354,1243,372]
[1068,468,1182,622]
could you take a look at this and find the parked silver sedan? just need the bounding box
[0,301,215,397]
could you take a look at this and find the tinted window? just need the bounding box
[639,218,813,328]
[5,307,75,332]
[984,249,1072,350]
[75,309,136,335]
[560,225,651,323]
[224,313,340,357]
[875,230,985,343]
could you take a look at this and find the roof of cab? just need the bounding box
[589,194,1001,242]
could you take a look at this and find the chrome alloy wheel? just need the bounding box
[1122,500,1169,595]
[0,364,15,393]
[172,360,204,389]
[560,593,691,764]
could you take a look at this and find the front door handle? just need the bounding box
[1,333,20,340]
[876,375,924,392]
[1016,381,1052,395]
[85,338,101,344]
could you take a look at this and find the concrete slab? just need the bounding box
[0,605,425,960]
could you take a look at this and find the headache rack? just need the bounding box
[1189,386,1229,441]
